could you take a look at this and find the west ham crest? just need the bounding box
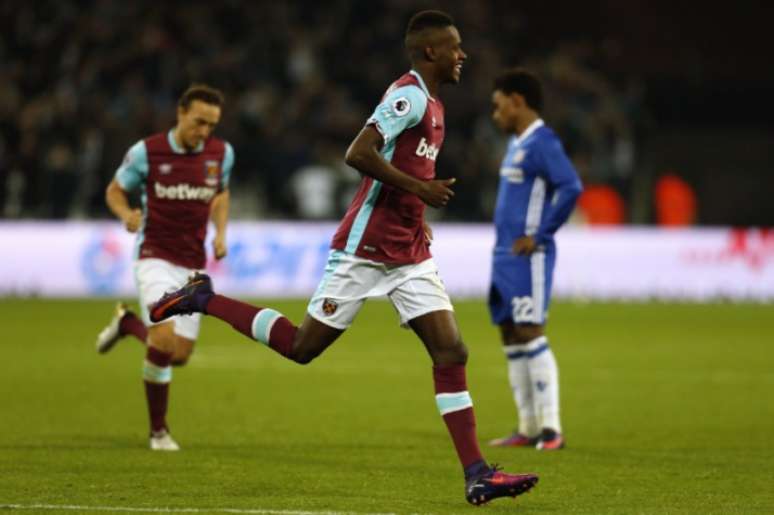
[322,298,338,316]
[204,160,220,186]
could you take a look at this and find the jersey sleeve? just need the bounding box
[534,137,583,244]
[220,142,235,190]
[366,85,428,144]
[115,140,148,192]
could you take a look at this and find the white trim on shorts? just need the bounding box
[530,250,546,324]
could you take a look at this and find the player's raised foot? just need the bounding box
[150,429,180,451]
[149,273,214,323]
[488,431,540,448]
[96,302,130,354]
[465,466,538,506]
[536,428,565,451]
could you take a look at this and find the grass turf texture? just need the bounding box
[1,299,773,514]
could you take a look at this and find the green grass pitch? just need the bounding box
[1,299,773,514]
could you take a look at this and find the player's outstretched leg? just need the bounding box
[149,273,341,363]
[96,302,148,353]
[410,310,538,505]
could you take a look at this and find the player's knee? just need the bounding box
[170,346,193,366]
[290,347,319,365]
[433,339,468,365]
[288,339,319,364]
[451,340,469,364]
[169,337,194,366]
[510,324,544,344]
[147,331,176,354]
[287,330,333,365]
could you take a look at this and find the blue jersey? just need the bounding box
[493,120,582,256]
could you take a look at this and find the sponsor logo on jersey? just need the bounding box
[322,298,338,316]
[501,166,524,183]
[501,149,527,182]
[154,181,216,202]
[415,137,439,161]
[204,160,220,186]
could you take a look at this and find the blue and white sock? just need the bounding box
[524,336,561,432]
[503,343,538,437]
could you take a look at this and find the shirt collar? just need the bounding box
[409,70,436,102]
[515,119,544,145]
[168,129,204,154]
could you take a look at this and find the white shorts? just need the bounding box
[134,258,202,340]
[307,250,454,330]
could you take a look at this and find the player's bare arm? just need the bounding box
[512,235,537,255]
[105,179,141,233]
[345,125,456,208]
[210,189,229,260]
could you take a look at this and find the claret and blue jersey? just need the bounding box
[331,70,445,264]
[489,119,582,325]
[115,130,235,270]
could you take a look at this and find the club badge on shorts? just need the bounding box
[322,298,338,316]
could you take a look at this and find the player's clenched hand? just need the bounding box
[417,178,456,208]
[122,209,142,233]
[213,234,227,260]
[512,235,537,255]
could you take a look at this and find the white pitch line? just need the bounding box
[0,504,398,515]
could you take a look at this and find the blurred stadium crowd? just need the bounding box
[1,1,668,223]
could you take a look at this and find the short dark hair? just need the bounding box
[404,10,455,59]
[178,84,224,110]
[494,68,544,112]
[405,10,454,36]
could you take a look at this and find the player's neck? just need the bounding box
[514,113,539,136]
[412,66,440,97]
[172,126,191,152]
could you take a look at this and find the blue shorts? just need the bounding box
[488,249,556,326]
